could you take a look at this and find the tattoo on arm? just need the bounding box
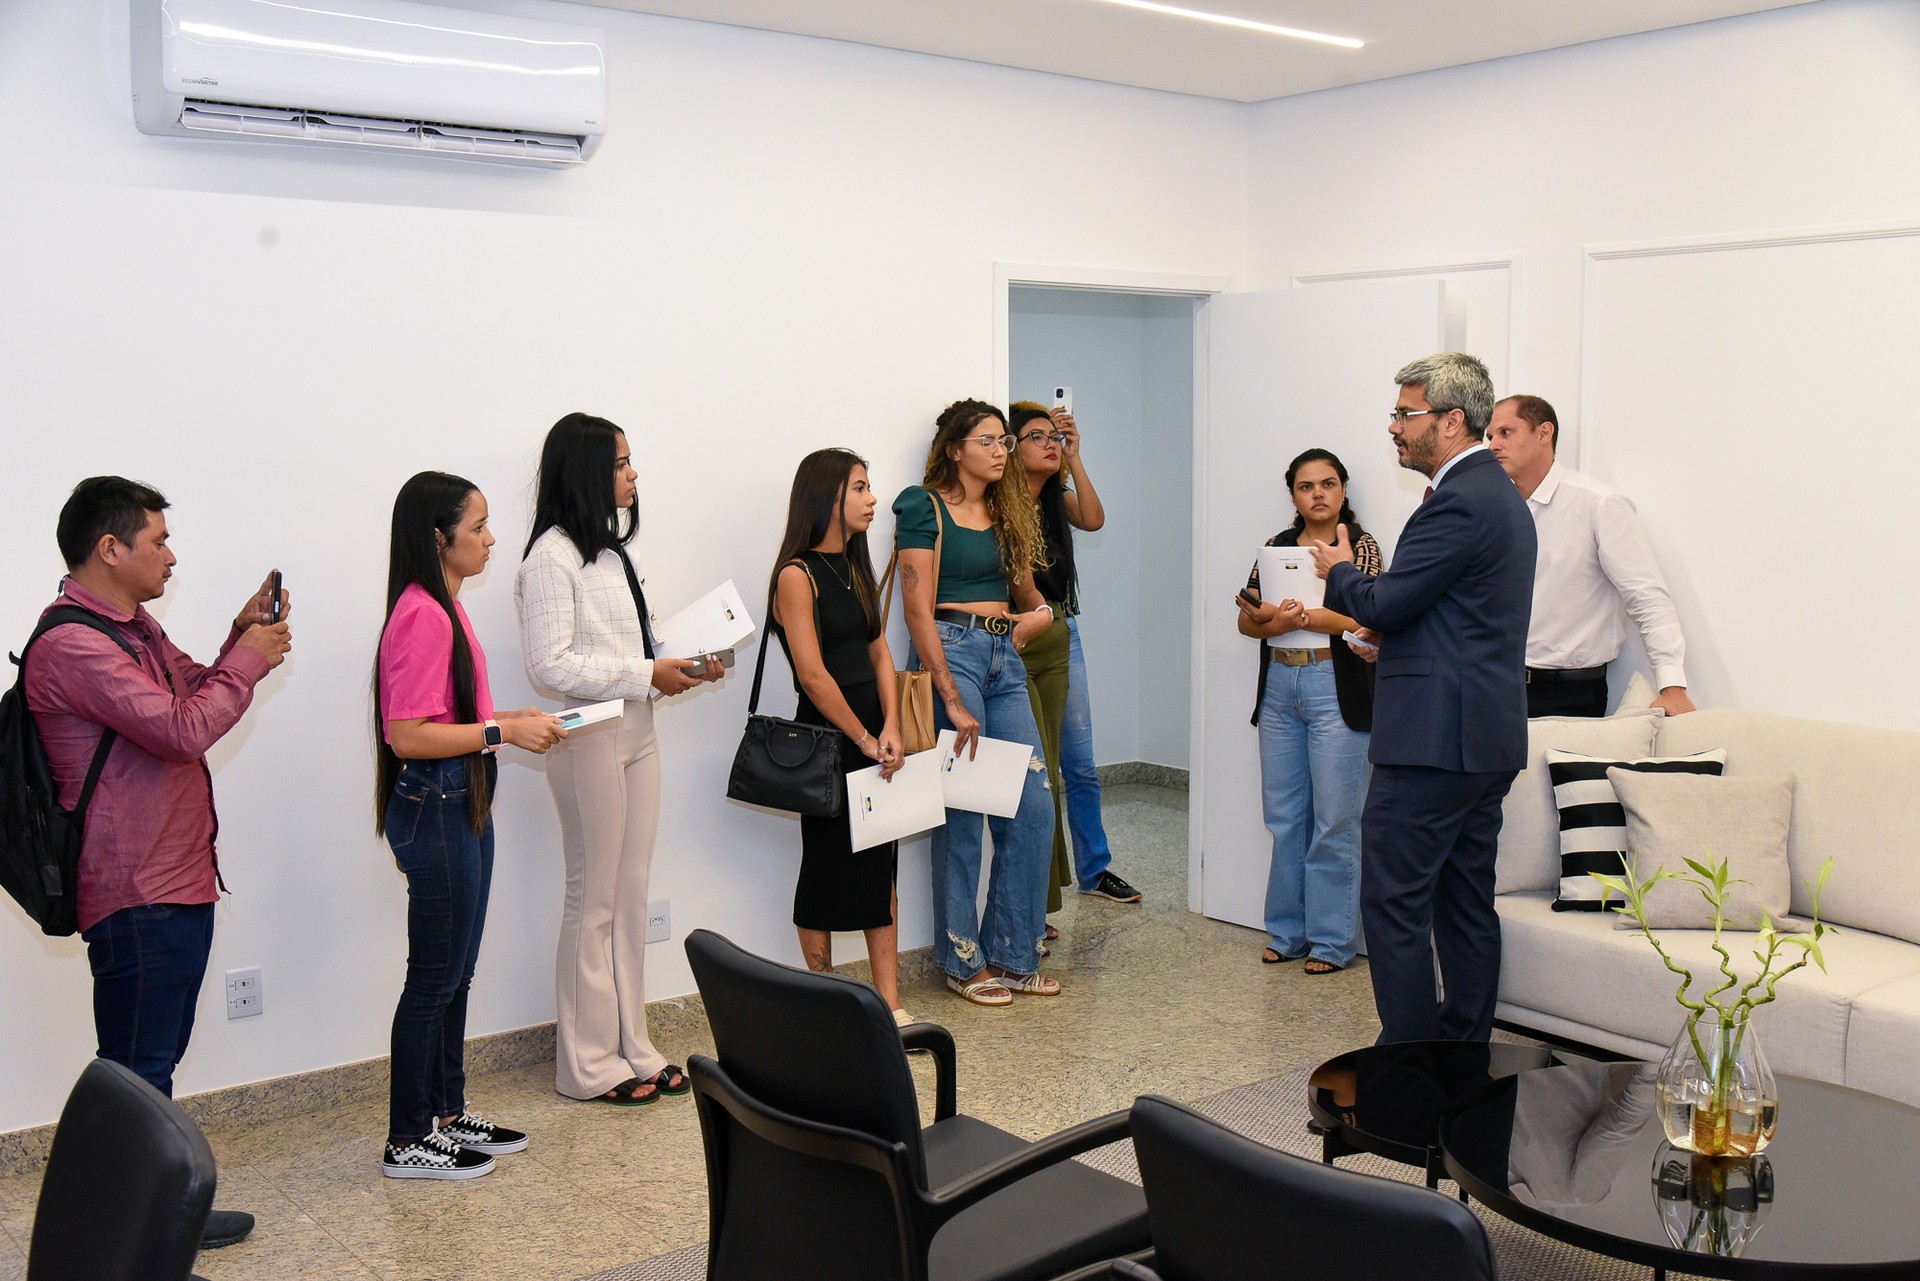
[902,565,920,593]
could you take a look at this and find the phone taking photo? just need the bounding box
[1052,385,1074,415]
[268,570,283,624]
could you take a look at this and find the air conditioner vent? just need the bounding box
[179,99,585,164]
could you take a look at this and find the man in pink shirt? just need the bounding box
[24,476,290,1252]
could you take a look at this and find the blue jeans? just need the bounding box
[918,622,1052,979]
[1060,617,1114,886]
[83,901,215,1097]
[1258,658,1368,967]
[385,757,495,1144]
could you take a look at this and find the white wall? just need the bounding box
[0,0,1245,1130]
[1245,0,1920,722]
[1008,287,1194,770]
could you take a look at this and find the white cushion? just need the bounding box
[1496,892,1920,1085]
[1496,710,1660,895]
[1656,709,1920,946]
[1612,769,1793,930]
[1845,973,1920,1108]
[1612,670,1658,714]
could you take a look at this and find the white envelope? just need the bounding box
[553,698,624,730]
[1255,546,1326,649]
[846,747,948,852]
[652,578,755,657]
[936,729,1035,818]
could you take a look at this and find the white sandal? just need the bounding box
[892,1008,916,1028]
[991,970,1062,996]
[945,974,1013,1007]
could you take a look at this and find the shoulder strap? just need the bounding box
[880,487,943,629]
[611,546,657,660]
[750,559,821,715]
[16,606,140,822]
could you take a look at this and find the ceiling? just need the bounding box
[582,0,1813,102]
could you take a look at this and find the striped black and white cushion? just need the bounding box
[1545,748,1728,910]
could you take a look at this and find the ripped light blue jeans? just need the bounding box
[918,621,1052,979]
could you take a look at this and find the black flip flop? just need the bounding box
[646,1063,691,1096]
[591,1077,658,1106]
[1262,948,1301,965]
[1304,959,1345,975]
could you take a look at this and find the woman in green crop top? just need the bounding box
[892,399,1059,1009]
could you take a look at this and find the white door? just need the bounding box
[1190,280,1444,930]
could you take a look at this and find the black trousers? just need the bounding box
[1525,672,1607,718]
[1360,763,1518,1044]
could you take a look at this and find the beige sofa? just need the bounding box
[1491,697,1920,1108]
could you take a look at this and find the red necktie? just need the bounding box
[1422,486,1434,503]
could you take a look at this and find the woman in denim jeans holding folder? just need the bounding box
[1235,448,1379,975]
[893,399,1058,1008]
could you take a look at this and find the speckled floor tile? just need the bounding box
[0,1169,37,1256]
[0,1238,21,1281]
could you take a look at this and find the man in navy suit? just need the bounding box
[1309,353,1535,1042]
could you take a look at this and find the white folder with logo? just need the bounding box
[936,729,1034,818]
[653,578,755,657]
[846,748,947,853]
[1255,546,1325,649]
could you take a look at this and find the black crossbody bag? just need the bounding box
[725,561,844,818]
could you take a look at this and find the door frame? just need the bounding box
[994,262,1232,911]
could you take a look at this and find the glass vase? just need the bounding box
[1655,1011,1778,1156]
[1652,1144,1775,1257]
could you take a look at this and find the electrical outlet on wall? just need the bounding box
[646,900,670,944]
[225,966,262,1019]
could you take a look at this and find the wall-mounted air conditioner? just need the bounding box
[131,0,607,167]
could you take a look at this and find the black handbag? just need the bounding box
[726,561,845,817]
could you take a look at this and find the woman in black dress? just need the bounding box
[769,448,910,1023]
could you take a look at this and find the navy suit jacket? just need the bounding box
[1325,449,1536,773]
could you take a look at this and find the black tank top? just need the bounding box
[775,552,876,704]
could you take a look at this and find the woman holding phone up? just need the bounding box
[769,448,910,1024]
[515,412,719,1107]
[374,471,566,1179]
[1235,447,1379,975]
[894,399,1058,1008]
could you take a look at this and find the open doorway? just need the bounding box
[1005,284,1200,785]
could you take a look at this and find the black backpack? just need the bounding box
[1,606,137,936]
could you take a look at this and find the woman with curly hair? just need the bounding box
[892,399,1059,1008]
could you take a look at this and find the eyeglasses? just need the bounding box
[965,434,1018,452]
[1388,408,1449,425]
[1018,430,1068,446]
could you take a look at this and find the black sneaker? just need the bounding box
[199,1208,255,1249]
[1080,870,1142,903]
[436,1110,529,1155]
[383,1130,495,1180]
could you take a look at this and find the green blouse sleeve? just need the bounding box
[892,486,938,551]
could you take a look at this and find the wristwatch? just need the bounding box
[482,719,503,753]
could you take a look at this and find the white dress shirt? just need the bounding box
[514,527,657,702]
[1524,462,1688,690]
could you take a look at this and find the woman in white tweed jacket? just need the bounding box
[514,413,718,1105]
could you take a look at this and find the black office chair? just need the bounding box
[683,928,1149,1281]
[27,1058,217,1281]
[1097,1095,1498,1281]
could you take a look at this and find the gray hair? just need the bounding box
[1394,353,1494,438]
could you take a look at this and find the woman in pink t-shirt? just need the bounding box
[372,471,567,1181]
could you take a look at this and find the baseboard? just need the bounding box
[0,948,945,1176]
[1096,760,1188,790]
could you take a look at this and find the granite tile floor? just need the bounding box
[0,783,1387,1280]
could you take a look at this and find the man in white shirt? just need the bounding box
[1487,395,1696,719]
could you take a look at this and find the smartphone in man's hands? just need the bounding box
[269,570,283,623]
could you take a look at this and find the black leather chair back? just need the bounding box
[686,928,931,1281]
[27,1058,217,1281]
[1130,1095,1498,1281]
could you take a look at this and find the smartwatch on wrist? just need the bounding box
[482,719,503,753]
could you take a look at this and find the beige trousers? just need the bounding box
[549,698,666,1098]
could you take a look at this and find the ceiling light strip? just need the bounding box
[1092,0,1363,49]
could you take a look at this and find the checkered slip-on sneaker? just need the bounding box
[436,1110,530,1155]
[383,1130,495,1180]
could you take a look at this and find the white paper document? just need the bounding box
[936,729,1036,818]
[846,748,948,852]
[1255,546,1326,649]
[652,579,755,658]
[554,699,624,730]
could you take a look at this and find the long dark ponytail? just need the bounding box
[373,471,491,836]
[769,448,880,640]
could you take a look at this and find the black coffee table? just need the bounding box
[1440,1060,1920,1279]
[1306,1039,1556,1189]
